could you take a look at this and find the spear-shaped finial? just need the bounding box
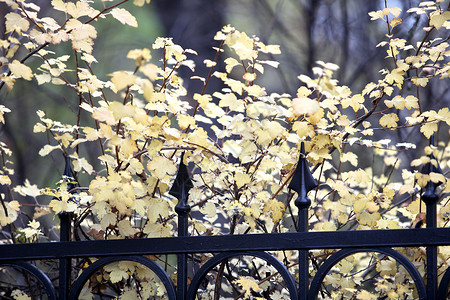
[170,153,193,215]
[421,135,443,205]
[289,142,317,209]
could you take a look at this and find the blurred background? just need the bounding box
[0,0,449,216]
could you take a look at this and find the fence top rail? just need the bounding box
[1,227,449,261]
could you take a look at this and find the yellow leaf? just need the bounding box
[341,94,365,112]
[117,219,136,237]
[411,77,428,87]
[404,95,419,109]
[341,152,358,166]
[390,17,402,29]
[193,220,207,233]
[264,44,281,54]
[203,59,216,67]
[368,10,385,21]
[66,1,96,19]
[385,68,404,86]
[111,8,138,28]
[420,122,438,138]
[143,222,172,237]
[10,290,31,300]
[429,172,445,183]
[200,202,217,219]
[437,107,450,125]
[218,93,245,112]
[110,71,136,91]
[0,175,11,185]
[358,211,380,226]
[5,12,29,33]
[8,201,20,211]
[92,107,116,125]
[109,268,129,283]
[127,48,151,65]
[109,101,135,120]
[193,93,212,108]
[133,0,151,6]
[387,7,402,18]
[234,172,251,188]
[223,140,242,158]
[9,60,33,81]
[243,72,256,82]
[385,95,404,110]
[292,97,320,116]
[38,145,60,157]
[83,126,99,141]
[65,19,97,53]
[49,199,76,214]
[146,198,170,222]
[35,73,51,85]
[415,173,430,188]
[263,200,285,223]
[379,113,399,128]
[177,114,195,129]
[227,31,257,60]
[224,57,240,73]
[142,79,154,101]
[147,156,177,180]
[337,259,354,273]
[73,157,94,175]
[292,121,314,138]
[376,259,397,277]
[234,276,262,298]
[430,11,450,29]
[120,138,138,157]
[54,133,74,148]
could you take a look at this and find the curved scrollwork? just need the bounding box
[68,255,176,300]
[186,251,298,299]
[0,261,57,300]
[437,265,450,299]
[308,247,427,300]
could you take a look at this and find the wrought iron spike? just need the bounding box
[170,153,193,215]
[421,136,443,205]
[288,142,318,202]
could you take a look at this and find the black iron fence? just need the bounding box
[1,142,449,299]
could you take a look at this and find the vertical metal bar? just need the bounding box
[420,136,443,300]
[176,212,189,300]
[58,212,71,300]
[170,153,193,300]
[289,143,317,300]
[425,202,437,300]
[297,209,309,300]
[58,156,74,300]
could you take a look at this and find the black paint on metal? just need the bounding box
[421,136,443,300]
[58,156,74,300]
[289,142,317,299]
[170,153,193,300]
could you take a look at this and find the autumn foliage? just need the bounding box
[0,0,449,299]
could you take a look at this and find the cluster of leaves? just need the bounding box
[0,0,449,299]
